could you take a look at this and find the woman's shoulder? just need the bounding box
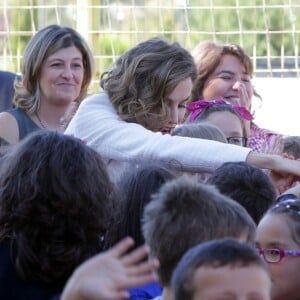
[74,92,117,119]
[81,92,111,107]
[0,111,19,144]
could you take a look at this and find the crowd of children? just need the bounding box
[0,24,300,300]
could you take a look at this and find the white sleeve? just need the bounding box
[65,93,251,172]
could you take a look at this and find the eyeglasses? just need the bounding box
[257,248,300,263]
[226,137,248,147]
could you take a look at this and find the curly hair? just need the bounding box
[13,24,95,114]
[100,37,197,131]
[191,41,253,102]
[0,131,116,284]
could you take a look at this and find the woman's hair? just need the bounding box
[193,103,248,140]
[100,37,197,131]
[13,24,95,114]
[0,131,116,284]
[115,165,175,249]
[191,41,253,102]
[171,123,227,143]
[265,199,300,245]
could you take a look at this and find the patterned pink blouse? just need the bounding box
[248,122,284,154]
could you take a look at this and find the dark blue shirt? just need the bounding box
[0,243,62,300]
[129,282,162,300]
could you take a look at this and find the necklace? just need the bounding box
[35,112,48,130]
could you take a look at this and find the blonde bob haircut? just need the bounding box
[191,41,253,102]
[100,37,197,131]
[13,24,95,114]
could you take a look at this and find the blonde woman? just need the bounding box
[0,24,94,144]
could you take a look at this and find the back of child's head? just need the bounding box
[171,122,227,143]
[142,175,256,286]
[284,136,300,159]
[0,131,117,283]
[171,238,270,300]
[207,161,276,224]
[116,165,175,248]
[171,123,227,182]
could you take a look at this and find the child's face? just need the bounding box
[192,265,271,300]
[203,111,245,146]
[256,213,300,300]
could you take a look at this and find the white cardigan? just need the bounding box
[65,92,251,179]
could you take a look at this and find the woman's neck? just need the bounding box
[34,101,77,132]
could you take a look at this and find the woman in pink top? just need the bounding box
[190,41,283,154]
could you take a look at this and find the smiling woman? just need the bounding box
[0,24,94,144]
[65,37,300,187]
[190,41,284,153]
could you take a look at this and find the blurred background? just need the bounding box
[1,0,299,134]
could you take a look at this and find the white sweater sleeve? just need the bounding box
[65,93,251,172]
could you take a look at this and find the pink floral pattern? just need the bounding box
[249,122,284,154]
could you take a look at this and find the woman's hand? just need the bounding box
[238,82,252,110]
[246,152,300,193]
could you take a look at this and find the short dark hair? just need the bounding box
[115,165,175,248]
[207,161,276,224]
[0,131,117,284]
[142,176,256,286]
[284,136,300,159]
[172,238,269,300]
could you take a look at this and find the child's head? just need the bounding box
[142,176,256,287]
[171,122,227,143]
[207,161,276,224]
[172,238,271,300]
[171,123,227,182]
[0,131,116,283]
[116,165,175,248]
[284,136,300,159]
[256,199,300,300]
[187,100,252,147]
